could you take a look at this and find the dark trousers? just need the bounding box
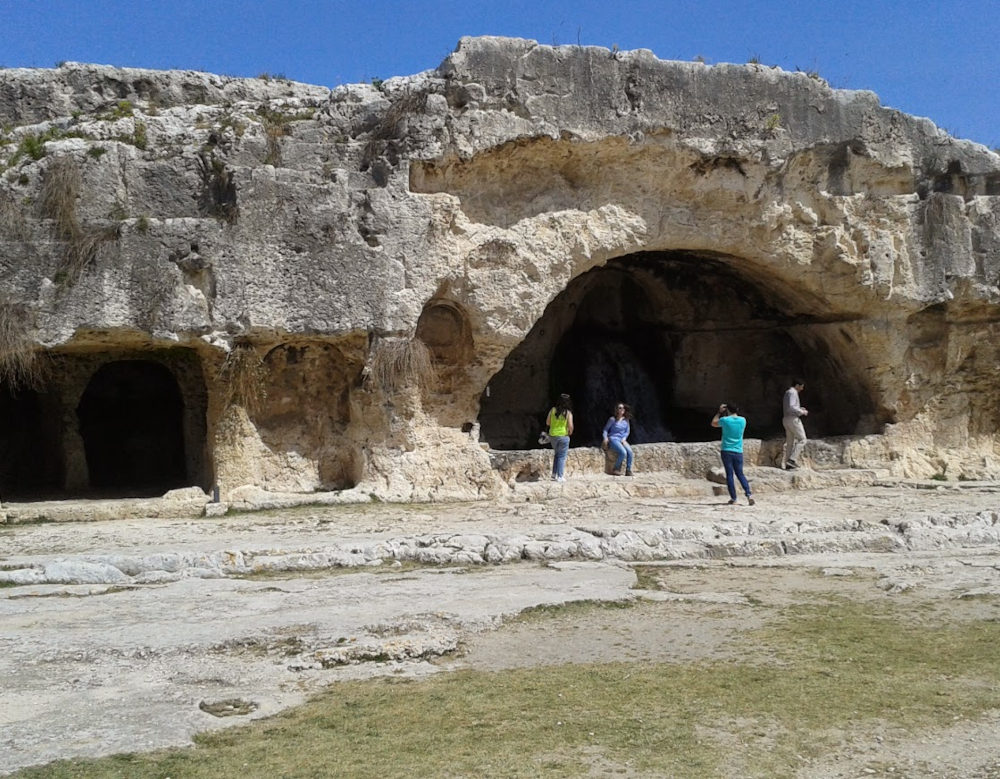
[720,450,751,501]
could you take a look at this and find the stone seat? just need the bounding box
[505,465,894,503]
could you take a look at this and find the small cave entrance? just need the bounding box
[77,360,187,496]
[0,385,64,500]
[479,250,880,450]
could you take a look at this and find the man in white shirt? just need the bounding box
[782,379,808,470]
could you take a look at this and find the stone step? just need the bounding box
[3,489,999,587]
[0,488,212,525]
[506,466,895,502]
[1,466,900,524]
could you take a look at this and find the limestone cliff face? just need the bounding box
[1,36,999,501]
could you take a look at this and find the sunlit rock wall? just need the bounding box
[1,36,999,501]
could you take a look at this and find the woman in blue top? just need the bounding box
[711,403,754,505]
[601,401,634,476]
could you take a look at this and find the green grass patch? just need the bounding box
[12,599,1000,778]
[515,598,635,622]
[631,564,664,590]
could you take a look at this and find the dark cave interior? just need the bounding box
[479,250,881,450]
[0,385,64,499]
[77,360,188,496]
[1,354,206,500]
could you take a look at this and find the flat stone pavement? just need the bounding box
[3,473,1000,774]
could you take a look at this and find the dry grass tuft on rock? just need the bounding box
[63,224,120,281]
[0,301,46,391]
[196,150,239,223]
[218,343,267,412]
[0,191,31,240]
[40,156,119,283]
[263,121,286,166]
[367,336,435,395]
[362,89,427,170]
[39,156,81,240]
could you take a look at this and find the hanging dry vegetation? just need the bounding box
[218,342,267,412]
[368,337,435,395]
[40,156,119,283]
[0,300,46,390]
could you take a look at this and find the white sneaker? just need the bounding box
[556,476,566,483]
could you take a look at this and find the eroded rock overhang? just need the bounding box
[1,36,1000,501]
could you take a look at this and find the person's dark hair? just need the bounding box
[554,393,572,417]
[614,401,632,420]
[792,378,805,387]
[724,404,740,415]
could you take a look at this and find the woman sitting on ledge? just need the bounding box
[602,402,634,476]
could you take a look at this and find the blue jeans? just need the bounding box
[720,450,751,501]
[550,436,570,478]
[608,438,633,471]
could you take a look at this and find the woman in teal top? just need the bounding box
[546,393,574,482]
[711,403,754,506]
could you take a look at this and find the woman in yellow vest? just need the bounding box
[546,393,575,482]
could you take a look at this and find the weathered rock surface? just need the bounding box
[3,483,1000,774]
[2,36,1000,503]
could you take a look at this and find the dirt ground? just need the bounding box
[452,559,1000,778]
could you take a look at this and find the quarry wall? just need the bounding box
[2,36,999,502]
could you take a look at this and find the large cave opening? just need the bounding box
[77,360,188,496]
[479,251,880,450]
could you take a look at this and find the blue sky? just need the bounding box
[2,0,998,148]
